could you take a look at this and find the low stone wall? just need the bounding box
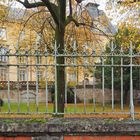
[0,88,120,103]
[76,88,121,103]
[0,89,52,103]
[0,88,140,104]
[0,118,140,139]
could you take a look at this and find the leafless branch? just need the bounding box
[17,0,59,25]
[17,0,45,8]
[69,0,72,16]
[66,16,113,38]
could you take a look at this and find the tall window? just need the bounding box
[37,56,42,64]
[19,69,26,81]
[37,70,43,81]
[18,49,26,64]
[0,28,7,40]
[0,46,8,81]
[0,68,7,81]
[19,56,26,64]
[0,47,8,63]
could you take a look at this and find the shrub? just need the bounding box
[50,85,80,103]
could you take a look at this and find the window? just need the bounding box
[0,68,7,81]
[37,70,43,81]
[19,69,26,81]
[36,33,42,46]
[19,56,26,64]
[37,56,42,64]
[19,31,25,40]
[18,49,26,64]
[0,47,8,63]
[0,46,8,81]
[0,28,7,40]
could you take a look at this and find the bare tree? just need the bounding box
[15,0,84,115]
[16,0,107,115]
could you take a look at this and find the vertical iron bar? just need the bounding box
[45,51,48,113]
[26,50,30,113]
[83,67,86,113]
[83,46,87,113]
[64,56,67,113]
[121,48,124,111]
[92,49,96,112]
[130,42,134,120]
[111,41,114,111]
[7,52,11,113]
[54,41,58,114]
[74,42,77,113]
[16,50,20,113]
[74,67,77,113]
[35,51,39,113]
[102,57,105,111]
[93,65,96,112]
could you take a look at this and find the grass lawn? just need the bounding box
[0,102,140,119]
[1,102,140,114]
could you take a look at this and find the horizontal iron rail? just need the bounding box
[0,64,140,67]
[1,54,140,57]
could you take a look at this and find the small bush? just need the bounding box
[50,85,80,103]
[0,99,4,107]
[67,81,77,88]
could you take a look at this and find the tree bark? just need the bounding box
[55,26,65,114]
[123,86,129,104]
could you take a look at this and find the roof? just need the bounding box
[0,4,32,22]
[85,2,117,35]
[85,2,100,8]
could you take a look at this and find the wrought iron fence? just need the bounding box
[0,42,140,119]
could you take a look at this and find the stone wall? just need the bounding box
[0,88,120,103]
[0,89,52,103]
[0,88,140,103]
[0,118,140,139]
[76,88,121,103]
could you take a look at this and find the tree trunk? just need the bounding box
[123,86,129,104]
[55,26,65,114]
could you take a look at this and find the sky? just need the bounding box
[1,0,108,11]
[1,0,120,26]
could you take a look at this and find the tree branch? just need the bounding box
[65,16,80,27]
[17,0,59,25]
[66,16,110,37]
[41,0,59,25]
[17,0,45,8]
[69,0,72,16]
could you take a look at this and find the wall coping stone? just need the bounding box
[0,118,140,136]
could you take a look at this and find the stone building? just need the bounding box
[0,2,115,84]
[0,2,118,104]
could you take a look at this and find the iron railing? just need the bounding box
[0,42,140,119]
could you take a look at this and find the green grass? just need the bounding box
[0,102,139,114]
[1,102,53,113]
